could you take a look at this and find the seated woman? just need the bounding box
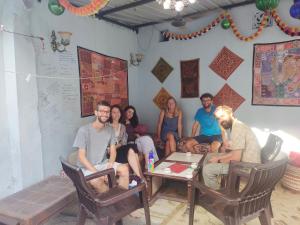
[123,105,159,170]
[156,97,183,156]
[109,105,144,183]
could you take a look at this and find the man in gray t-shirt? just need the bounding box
[73,101,129,192]
[73,123,116,167]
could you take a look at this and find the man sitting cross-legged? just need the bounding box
[73,100,129,192]
[188,93,224,152]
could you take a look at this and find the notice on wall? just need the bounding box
[58,51,77,76]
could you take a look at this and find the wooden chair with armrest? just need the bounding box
[220,133,283,188]
[60,157,151,225]
[189,152,288,225]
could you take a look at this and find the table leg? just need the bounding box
[146,176,152,201]
[187,180,192,211]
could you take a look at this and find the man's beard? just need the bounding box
[97,116,108,124]
[203,102,212,109]
[221,119,233,130]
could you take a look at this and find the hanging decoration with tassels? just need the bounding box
[163,11,269,42]
[225,11,269,41]
[271,9,300,36]
[255,0,279,11]
[290,0,300,19]
[162,0,300,42]
[58,0,110,16]
[164,13,225,40]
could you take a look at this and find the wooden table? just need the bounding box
[144,152,204,211]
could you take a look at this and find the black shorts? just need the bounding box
[194,135,222,144]
[115,144,139,163]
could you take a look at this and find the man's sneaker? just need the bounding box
[129,180,138,189]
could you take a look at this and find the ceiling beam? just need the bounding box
[97,0,155,18]
[133,0,255,29]
[98,16,138,32]
[221,0,255,10]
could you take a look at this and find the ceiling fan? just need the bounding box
[171,13,186,27]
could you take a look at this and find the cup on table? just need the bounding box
[186,152,192,157]
[191,162,197,169]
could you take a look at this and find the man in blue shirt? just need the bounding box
[190,93,223,152]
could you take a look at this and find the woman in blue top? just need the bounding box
[156,97,183,156]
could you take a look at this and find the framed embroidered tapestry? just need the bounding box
[78,46,128,117]
[152,57,173,83]
[153,88,173,110]
[180,58,199,98]
[213,84,245,112]
[209,47,243,80]
[252,40,300,106]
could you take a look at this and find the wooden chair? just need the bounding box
[189,153,288,225]
[220,133,283,188]
[60,157,151,225]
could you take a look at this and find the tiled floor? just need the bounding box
[45,184,300,225]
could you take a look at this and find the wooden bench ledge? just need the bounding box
[0,176,76,225]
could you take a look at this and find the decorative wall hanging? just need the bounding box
[77,46,128,117]
[252,11,273,29]
[255,0,279,11]
[290,0,300,19]
[153,87,173,110]
[252,40,300,106]
[59,0,109,16]
[213,84,245,112]
[151,57,173,83]
[209,47,244,80]
[226,11,269,41]
[271,10,300,36]
[180,58,199,98]
[48,0,65,16]
[162,3,299,42]
[163,12,225,40]
[50,30,72,52]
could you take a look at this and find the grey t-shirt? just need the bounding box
[73,123,116,167]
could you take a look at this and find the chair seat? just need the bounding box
[189,153,288,225]
[60,157,151,225]
[197,192,235,218]
[97,192,142,220]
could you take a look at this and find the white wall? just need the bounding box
[0,0,43,198]
[0,0,139,198]
[0,0,14,198]
[137,1,300,142]
[29,1,139,177]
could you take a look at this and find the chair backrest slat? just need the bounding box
[261,134,283,163]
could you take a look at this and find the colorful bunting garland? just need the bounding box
[164,13,225,40]
[271,9,300,36]
[226,11,268,41]
[58,0,109,16]
[163,9,300,42]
